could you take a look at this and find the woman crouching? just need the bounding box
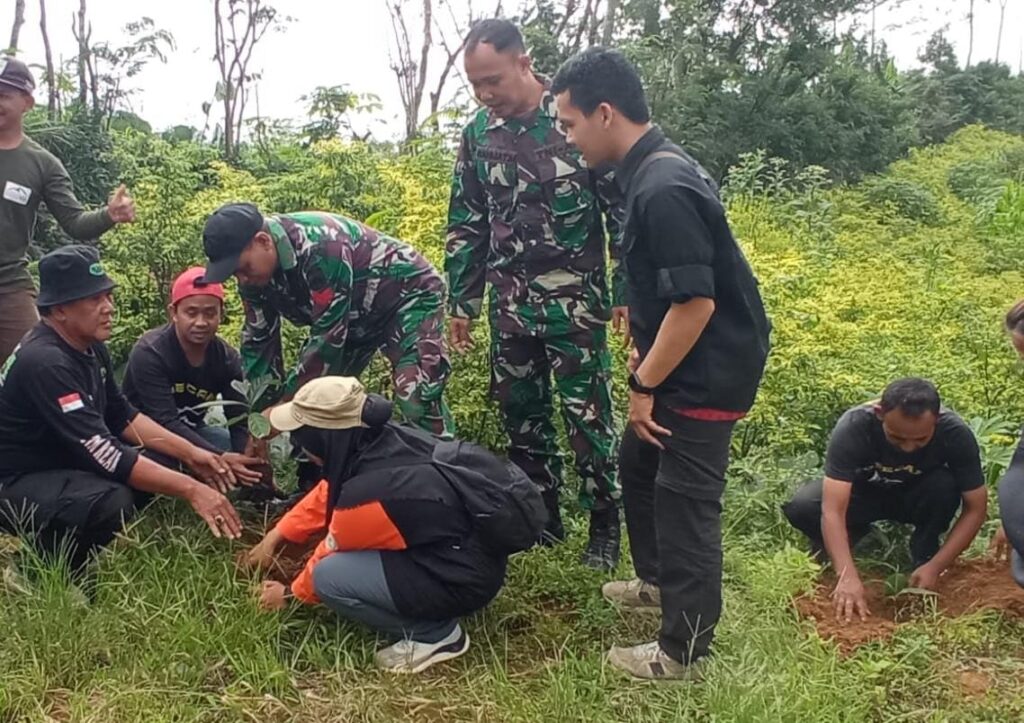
[244,376,543,673]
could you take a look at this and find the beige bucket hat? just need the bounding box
[268,377,368,432]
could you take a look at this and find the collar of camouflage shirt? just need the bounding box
[485,74,555,133]
[266,215,299,271]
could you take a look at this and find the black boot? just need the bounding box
[580,506,621,571]
[539,490,565,546]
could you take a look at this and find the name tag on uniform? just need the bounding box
[3,181,31,205]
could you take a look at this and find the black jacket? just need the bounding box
[277,423,508,620]
[616,127,771,413]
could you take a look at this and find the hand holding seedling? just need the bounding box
[221,452,264,486]
[188,446,240,493]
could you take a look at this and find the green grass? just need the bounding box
[2,470,1024,723]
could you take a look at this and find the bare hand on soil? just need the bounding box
[832,574,870,623]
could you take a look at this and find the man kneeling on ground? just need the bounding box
[782,377,987,622]
[0,246,257,578]
[123,267,249,465]
[244,377,543,673]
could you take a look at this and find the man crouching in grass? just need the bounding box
[0,246,260,585]
[783,378,988,623]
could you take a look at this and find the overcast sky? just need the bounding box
[9,0,1024,138]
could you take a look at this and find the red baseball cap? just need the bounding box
[171,266,225,306]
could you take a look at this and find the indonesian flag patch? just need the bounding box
[59,393,85,413]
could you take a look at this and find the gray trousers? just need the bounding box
[311,550,457,644]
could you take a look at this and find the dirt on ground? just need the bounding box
[957,669,994,700]
[795,558,1024,652]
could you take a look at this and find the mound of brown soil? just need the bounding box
[795,558,1024,652]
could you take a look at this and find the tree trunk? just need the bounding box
[411,0,432,141]
[869,1,877,58]
[214,0,234,159]
[8,0,25,53]
[213,0,282,160]
[602,0,619,46]
[996,0,1008,65]
[76,0,89,106]
[966,0,975,67]
[587,0,602,46]
[387,0,433,143]
[38,0,57,119]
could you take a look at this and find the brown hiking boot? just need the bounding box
[602,577,661,611]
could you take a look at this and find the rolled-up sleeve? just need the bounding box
[642,185,716,303]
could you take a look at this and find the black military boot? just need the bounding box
[580,506,621,571]
[539,489,566,546]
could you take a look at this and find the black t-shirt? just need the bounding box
[122,324,246,453]
[824,405,984,493]
[0,322,140,482]
[615,127,771,412]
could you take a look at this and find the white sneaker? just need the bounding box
[374,624,470,674]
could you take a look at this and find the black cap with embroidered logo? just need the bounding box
[201,202,264,283]
[36,245,117,308]
[0,56,36,95]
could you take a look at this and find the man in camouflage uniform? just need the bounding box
[201,204,453,440]
[446,19,626,570]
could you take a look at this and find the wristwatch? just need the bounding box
[628,371,657,395]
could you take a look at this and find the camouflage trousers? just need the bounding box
[490,327,620,511]
[329,286,453,437]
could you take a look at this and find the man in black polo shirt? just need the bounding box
[123,267,248,459]
[553,48,770,680]
[783,378,987,623]
[0,246,251,579]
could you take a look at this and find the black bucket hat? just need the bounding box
[36,245,117,308]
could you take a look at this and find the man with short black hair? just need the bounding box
[783,377,988,623]
[553,47,770,679]
[0,246,254,579]
[0,56,135,365]
[448,19,627,568]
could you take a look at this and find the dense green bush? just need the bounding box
[89,125,1024,475]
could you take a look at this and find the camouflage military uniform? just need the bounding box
[240,212,452,437]
[446,86,623,511]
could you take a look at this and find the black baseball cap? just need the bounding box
[36,245,117,308]
[201,202,264,283]
[0,56,35,95]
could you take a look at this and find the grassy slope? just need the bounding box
[2,496,1022,723]
[4,127,1024,722]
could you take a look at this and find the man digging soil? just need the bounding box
[783,378,987,623]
